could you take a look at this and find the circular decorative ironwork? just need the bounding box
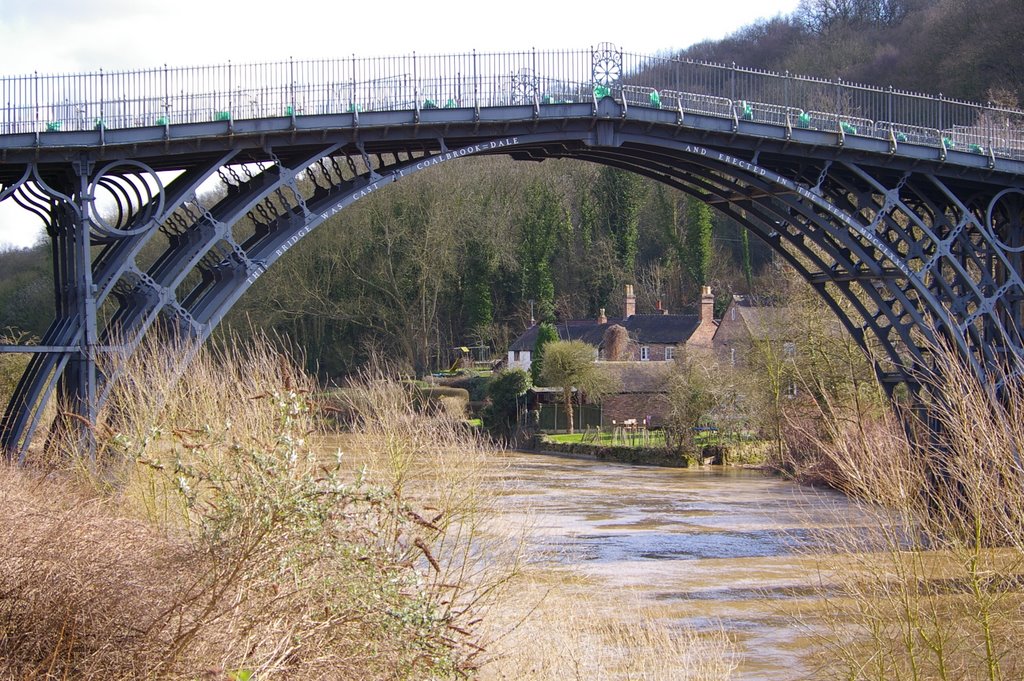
[592,42,622,86]
[511,68,537,104]
[87,160,165,238]
[985,188,1024,253]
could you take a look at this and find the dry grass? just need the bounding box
[0,328,32,406]
[328,372,741,681]
[0,466,199,679]
[1,338,512,679]
[335,366,529,673]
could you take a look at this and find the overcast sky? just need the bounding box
[0,0,801,247]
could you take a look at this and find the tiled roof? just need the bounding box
[509,314,704,352]
[508,320,608,352]
[715,294,845,342]
[624,314,701,343]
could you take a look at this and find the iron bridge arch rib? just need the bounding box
[542,138,985,394]
[1,95,1023,457]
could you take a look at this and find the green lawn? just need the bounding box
[544,428,750,448]
[544,429,669,447]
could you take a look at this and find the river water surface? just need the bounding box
[491,450,857,679]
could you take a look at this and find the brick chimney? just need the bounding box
[624,285,636,319]
[597,307,607,324]
[655,299,668,315]
[700,285,714,325]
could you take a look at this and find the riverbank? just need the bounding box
[531,434,772,468]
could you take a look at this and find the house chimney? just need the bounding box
[656,299,668,315]
[625,284,636,319]
[700,285,714,325]
[597,307,607,324]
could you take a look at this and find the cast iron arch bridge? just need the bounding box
[2,44,1023,458]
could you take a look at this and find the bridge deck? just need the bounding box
[2,48,1022,173]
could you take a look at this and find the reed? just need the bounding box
[800,338,1024,680]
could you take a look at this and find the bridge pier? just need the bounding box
[1,163,102,460]
[59,161,100,460]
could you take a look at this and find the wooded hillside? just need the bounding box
[683,0,1023,106]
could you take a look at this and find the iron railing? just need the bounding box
[2,47,1022,161]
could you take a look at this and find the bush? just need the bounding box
[414,385,470,415]
[484,369,531,436]
[434,373,491,401]
[538,437,692,467]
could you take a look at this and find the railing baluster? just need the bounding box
[0,48,1022,159]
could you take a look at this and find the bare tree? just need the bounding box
[797,0,910,32]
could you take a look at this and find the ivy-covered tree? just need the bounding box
[595,167,647,271]
[518,181,566,324]
[574,178,599,249]
[531,322,559,386]
[685,196,714,287]
[741,228,753,291]
[464,240,495,343]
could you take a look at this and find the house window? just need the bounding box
[664,346,675,361]
[640,346,650,361]
[730,347,736,366]
[783,341,796,358]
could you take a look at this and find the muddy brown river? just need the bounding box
[493,450,856,680]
